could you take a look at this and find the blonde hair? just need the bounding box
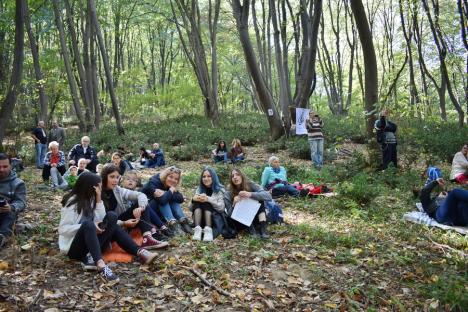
[231,138,242,148]
[160,166,182,186]
[48,141,59,149]
[122,170,140,186]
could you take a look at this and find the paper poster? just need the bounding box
[230,198,261,226]
[268,109,274,116]
[296,107,310,135]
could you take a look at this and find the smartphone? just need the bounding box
[0,199,6,207]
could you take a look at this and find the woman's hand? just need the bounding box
[239,191,251,198]
[124,219,139,228]
[94,184,102,203]
[154,189,164,198]
[133,207,144,219]
[233,195,240,205]
[95,222,104,234]
[169,186,177,193]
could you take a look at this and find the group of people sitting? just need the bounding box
[211,139,246,164]
[56,157,305,283]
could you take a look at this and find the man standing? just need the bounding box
[0,153,27,248]
[48,121,66,148]
[68,136,99,172]
[374,110,397,169]
[31,120,47,169]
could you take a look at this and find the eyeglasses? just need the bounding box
[168,166,181,173]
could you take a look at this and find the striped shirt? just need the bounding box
[306,119,324,139]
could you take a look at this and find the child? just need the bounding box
[96,163,104,175]
[65,166,79,188]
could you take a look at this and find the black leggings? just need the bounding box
[67,211,139,262]
[118,206,153,233]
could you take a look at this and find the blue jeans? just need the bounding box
[308,138,324,168]
[154,201,186,223]
[436,189,468,226]
[231,155,245,163]
[272,184,299,197]
[213,154,228,163]
[35,143,47,168]
[147,200,165,227]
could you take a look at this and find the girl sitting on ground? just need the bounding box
[190,167,225,242]
[111,152,132,175]
[261,156,299,197]
[58,172,159,284]
[212,140,228,163]
[230,139,245,163]
[138,147,151,166]
[121,171,171,241]
[141,166,193,235]
[224,168,272,238]
[100,164,168,250]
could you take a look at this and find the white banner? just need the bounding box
[295,108,310,135]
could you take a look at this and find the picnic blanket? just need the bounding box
[102,228,143,263]
[402,203,468,235]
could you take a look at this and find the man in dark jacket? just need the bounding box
[68,136,99,172]
[0,153,27,248]
[31,120,47,169]
[374,110,397,169]
[48,121,66,148]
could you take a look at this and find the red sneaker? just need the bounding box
[141,234,169,250]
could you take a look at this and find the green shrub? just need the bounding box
[286,136,310,160]
[338,172,381,205]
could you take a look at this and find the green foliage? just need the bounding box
[337,172,381,205]
[286,137,310,160]
[322,115,366,144]
[420,273,468,310]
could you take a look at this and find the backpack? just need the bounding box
[265,200,284,224]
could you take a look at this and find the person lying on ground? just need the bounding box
[141,166,193,235]
[260,156,299,198]
[420,178,468,226]
[224,168,272,239]
[190,167,226,242]
[58,172,159,284]
[100,164,168,250]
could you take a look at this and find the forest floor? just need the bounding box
[0,144,466,311]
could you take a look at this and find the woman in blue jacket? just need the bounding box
[260,156,299,197]
[141,166,193,235]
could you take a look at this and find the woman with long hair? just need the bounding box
[229,139,245,163]
[190,167,225,241]
[141,166,193,235]
[212,140,228,163]
[100,164,168,249]
[59,172,158,284]
[225,169,272,238]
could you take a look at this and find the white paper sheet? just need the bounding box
[295,107,310,135]
[231,198,261,226]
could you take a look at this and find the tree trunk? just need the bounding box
[24,0,48,122]
[350,0,378,140]
[52,0,86,131]
[232,0,283,139]
[88,0,125,135]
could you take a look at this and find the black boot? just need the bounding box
[169,221,183,236]
[180,218,194,234]
[259,221,270,239]
[152,230,169,242]
[248,224,259,237]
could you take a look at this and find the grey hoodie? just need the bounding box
[0,170,26,213]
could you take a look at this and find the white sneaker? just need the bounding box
[203,226,213,242]
[192,226,202,241]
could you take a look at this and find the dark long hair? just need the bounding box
[216,140,227,153]
[229,168,251,199]
[61,172,101,217]
[197,167,224,194]
[100,163,120,190]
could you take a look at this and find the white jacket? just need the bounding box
[58,199,106,254]
[450,152,468,179]
[189,188,225,213]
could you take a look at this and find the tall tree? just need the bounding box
[88,0,125,135]
[232,0,284,139]
[0,0,25,147]
[350,0,378,139]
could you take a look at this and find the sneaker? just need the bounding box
[192,226,202,241]
[169,222,183,236]
[152,230,170,242]
[179,219,194,234]
[161,225,175,238]
[81,253,97,271]
[202,226,213,242]
[137,248,158,264]
[141,234,169,250]
[99,265,119,284]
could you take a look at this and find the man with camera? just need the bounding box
[0,153,27,248]
[374,109,398,169]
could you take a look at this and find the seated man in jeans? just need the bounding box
[0,153,27,248]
